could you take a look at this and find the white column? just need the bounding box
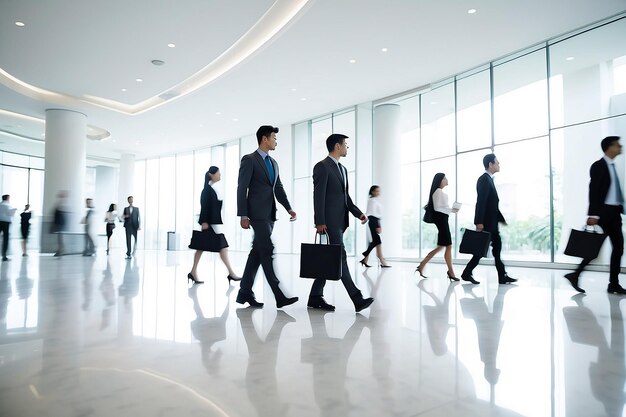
[41,109,86,251]
[118,153,135,209]
[373,104,402,257]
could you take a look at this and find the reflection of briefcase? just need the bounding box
[459,229,491,257]
[563,226,606,259]
[188,229,228,252]
[300,233,341,281]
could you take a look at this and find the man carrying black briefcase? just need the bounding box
[565,136,626,295]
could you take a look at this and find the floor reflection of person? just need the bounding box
[237,307,295,417]
[563,294,625,417]
[0,262,11,335]
[16,256,33,301]
[118,258,140,343]
[417,279,459,356]
[100,259,116,330]
[189,285,232,375]
[81,256,96,311]
[301,310,368,417]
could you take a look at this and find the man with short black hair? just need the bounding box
[565,136,626,294]
[236,125,298,309]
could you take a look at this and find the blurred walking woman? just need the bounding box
[188,166,241,285]
[20,204,31,256]
[417,173,459,281]
[104,204,119,255]
[360,185,390,267]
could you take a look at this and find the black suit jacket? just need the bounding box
[474,173,505,232]
[199,185,223,225]
[588,158,613,216]
[123,206,140,230]
[237,151,291,222]
[313,156,363,231]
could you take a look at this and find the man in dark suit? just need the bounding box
[308,134,374,312]
[461,153,516,285]
[565,136,626,294]
[236,125,298,309]
[122,195,140,259]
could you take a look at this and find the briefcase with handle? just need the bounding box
[300,233,342,281]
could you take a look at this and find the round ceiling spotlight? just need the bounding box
[151,59,165,66]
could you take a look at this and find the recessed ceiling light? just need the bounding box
[300,97,307,101]
[232,118,239,122]
[430,101,437,105]
[349,59,356,64]
[215,111,221,115]
[199,124,204,127]
[121,88,127,92]
[15,21,25,27]
[151,59,165,66]
[381,48,388,52]
[167,43,176,48]
[136,78,143,82]
[467,8,477,14]
[566,56,575,61]
[290,88,297,92]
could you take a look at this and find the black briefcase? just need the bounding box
[188,229,229,252]
[300,233,342,281]
[563,227,606,259]
[459,229,491,257]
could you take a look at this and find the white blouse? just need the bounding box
[432,188,452,214]
[105,211,119,223]
[366,196,383,218]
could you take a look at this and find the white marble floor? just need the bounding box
[0,249,625,417]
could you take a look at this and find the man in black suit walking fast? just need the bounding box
[236,125,298,309]
[565,136,626,294]
[123,196,140,259]
[307,133,373,312]
[461,153,517,285]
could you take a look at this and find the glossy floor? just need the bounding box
[0,250,624,417]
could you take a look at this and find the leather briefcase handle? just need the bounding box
[314,232,332,244]
[582,224,604,234]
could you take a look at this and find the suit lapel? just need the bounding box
[325,157,345,191]
[253,152,273,185]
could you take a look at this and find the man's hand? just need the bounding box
[476,224,484,232]
[316,224,327,234]
[359,214,368,224]
[201,222,209,230]
[587,217,599,226]
[288,210,297,221]
[240,218,250,229]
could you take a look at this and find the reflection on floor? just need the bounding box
[0,249,625,417]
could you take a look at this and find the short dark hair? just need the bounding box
[483,153,497,169]
[601,136,621,152]
[256,125,279,144]
[1,195,8,201]
[127,196,133,202]
[326,133,349,152]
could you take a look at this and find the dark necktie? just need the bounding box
[611,163,624,204]
[338,163,347,206]
[265,155,275,184]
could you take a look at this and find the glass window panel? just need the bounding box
[421,83,455,160]
[400,162,420,258]
[85,167,96,200]
[29,156,44,170]
[2,152,29,167]
[549,18,626,127]
[495,138,551,261]
[157,157,175,250]
[293,122,310,179]
[143,159,160,249]
[224,142,240,250]
[457,69,492,152]
[311,117,332,170]
[397,96,420,165]
[175,153,194,252]
[333,110,356,172]
[420,158,456,257]
[292,178,311,253]
[28,168,44,249]
[493,49,548,143]
[344,171,356,256]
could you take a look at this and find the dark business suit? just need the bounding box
[123,205,140,256]
[310,156,363,298]
[575,158,623,285]
[199,185,223,226]
[237,150,292,299]
[463,172,507,278]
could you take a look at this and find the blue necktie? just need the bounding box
[611,163,624,204]
[265,155,275,184]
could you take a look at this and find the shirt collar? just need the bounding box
[257,149,268,159]
[603,155,616,164]
[329,155,340,165]
[485,170,494,179]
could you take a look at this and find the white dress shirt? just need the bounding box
[603,155,623,206]
[0,201,16,222]
[366,196,383,218]
[432,188,452,214]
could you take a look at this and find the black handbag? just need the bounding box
[564,226,606,259]
[423,205,435,224]
[300,233,342,281]
[459,229,491,257]
[188,228,229,252]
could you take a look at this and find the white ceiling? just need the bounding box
[1,0,625,161]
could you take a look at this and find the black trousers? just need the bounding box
[462,228,506,278]
[362,216,381,257]
[239,220,283,298]
[575,205,623,285]
[125,227,138,256]
[0,221,9,257]
[309,227,360,298]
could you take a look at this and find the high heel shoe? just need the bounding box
[380,261,392,268]
[359,259,371,268]
[227,274,242,283]
[447,272,460,282]
[187,272,204,285]
[415,265,428,278]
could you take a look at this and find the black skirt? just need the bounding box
[433,211,452,246]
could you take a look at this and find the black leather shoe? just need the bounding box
[236,291,264,307]
[307,296,335,311]
[353,296,374,312]
[607,285,626,295]
[564,272,585,293]
[277,296,299,308]
[499,274,517,284]
[461,274,480,284]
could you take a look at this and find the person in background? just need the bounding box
[0,195,17,262]
[416,173,459,281]
[51,190,69,257]
[122,196,140,259]
[104,203,118,255]
[83,198,96,256]
[360,185,391,268]
[20,204,31,257]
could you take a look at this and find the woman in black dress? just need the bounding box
[188,166,241,285]
[20,204,31,256]
[416,173,459,281]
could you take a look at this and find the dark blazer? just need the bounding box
[474,173,505,232]
[588,158,612,216]
[199,185,223,225]
[123,206,140,230]
[313,156,363,231]
[237,151,291,221]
